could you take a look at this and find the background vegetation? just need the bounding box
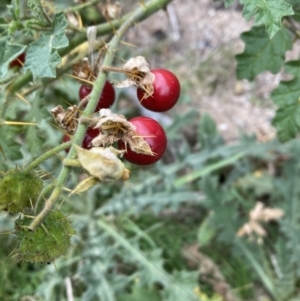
[1,0,300,300]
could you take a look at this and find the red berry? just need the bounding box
[62,127,100,152]
[137,69,180,112]
[118,116,167,165]
[79,81,115,111]
[9,52,26,68]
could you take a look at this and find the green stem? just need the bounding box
[34,183,55,214]
[28,0,174,231]
[63,159,81,167]
[63,0,102,14]
[23,142,72,173]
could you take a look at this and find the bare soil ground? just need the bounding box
[123,0,299,143]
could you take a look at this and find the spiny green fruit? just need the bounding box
[0,169,43,214]
[15,210,76,263]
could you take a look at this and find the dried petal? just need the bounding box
[122,129,154,156]
[75,145,130,182]
[73,58,96,83]
[114,56,155,95]
[70,176,99,195]
[89,109,133,146]
[123,56,151,73]
[101,1,122,20]
[80,109,154,156]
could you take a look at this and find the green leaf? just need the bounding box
[23,13,69,80]
[28,0,48,23]
[236,26,292,81]
[271,60,300,142]
[197,215,217,247]
[0,39,26,78]
[273,238,296,300]
[8,0,20,20]
[198,113,223,150]
[161,271,199,301]
[240,0,294,38]
[272,104,300,142]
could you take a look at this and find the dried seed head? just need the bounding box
[51,105,79,135]
[237,202,284,240]
[75,145,130,182]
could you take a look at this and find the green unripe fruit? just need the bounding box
[0,169,42,214]
[15,210,76,263]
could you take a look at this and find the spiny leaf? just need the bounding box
[273,238,296,299]
[0,39,26,78]
[271,60,300,142]
[272,104,300,142]
[240,0,294,38]
[23,13,69,80]
[97,219,199,301]
[161,270,199,301]
[236,26,292,81]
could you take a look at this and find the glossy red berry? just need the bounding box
[118,116,167,165]
[137,69,180,112]
[79,81,115,111]
[62,127,100,152]
[9,52,26,68]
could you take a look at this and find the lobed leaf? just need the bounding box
[236,26,292,81]
[23,13,69,80]
[271,60,300,142]
[0,39,26,78]
[240,0,294,38]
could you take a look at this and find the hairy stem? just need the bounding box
[29,0,174,231]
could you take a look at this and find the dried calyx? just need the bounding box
[51,105,80,135]
[68,145,130,195]
[80,108,154,156]
[72,58,96,85]
[100,1,122,20]
[75,145,130,182]
[102,56,155,98]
